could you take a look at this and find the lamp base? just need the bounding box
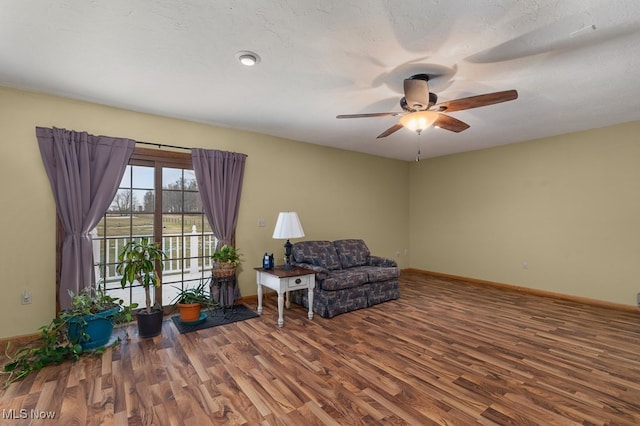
[283,239,293,270]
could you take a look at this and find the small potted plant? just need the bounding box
[211,244,241,278]
[66,286,137,350]
[170,281,216,322]
[117,237,167,338]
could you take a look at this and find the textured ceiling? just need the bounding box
[2,0,640,161]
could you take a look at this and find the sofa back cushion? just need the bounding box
[333,239,370,269]
[292,240,342,270]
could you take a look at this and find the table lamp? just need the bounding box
[272,212,305,270]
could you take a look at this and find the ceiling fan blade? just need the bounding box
[435,89,518,113]
[433,114,470,133]
[376,123,404,139]
[336,112,400,119]
[403,78,430,110]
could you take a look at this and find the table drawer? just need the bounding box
[285,274,312,290]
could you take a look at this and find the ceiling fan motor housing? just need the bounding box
[400,92,438,112]
[409,73,430,82]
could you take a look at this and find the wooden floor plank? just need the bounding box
[2,270,640,424]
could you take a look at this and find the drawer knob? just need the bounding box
[295,278,301,284]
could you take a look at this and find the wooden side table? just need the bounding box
[255,266,315,327]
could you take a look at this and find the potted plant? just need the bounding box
[66,286,137,350]
[3,287,136,386]
[211,244,241,278]
[117,236,167,338]
[170,281,216,322]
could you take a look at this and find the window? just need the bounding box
[90,148,215,308]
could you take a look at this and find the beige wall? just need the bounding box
[0,86,410,339]
[409,121,640,306]
[4,83,637,340]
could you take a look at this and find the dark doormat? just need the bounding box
[171,304,259,334]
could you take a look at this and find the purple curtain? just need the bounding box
[36,127,134,310]
[192,149,246,302]
[191,149,247,248]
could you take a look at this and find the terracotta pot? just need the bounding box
[178,302,201,322]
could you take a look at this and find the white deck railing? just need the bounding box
[92,226,217,305]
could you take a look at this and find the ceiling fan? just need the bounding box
[337,74,518,139]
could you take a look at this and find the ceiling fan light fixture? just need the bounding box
[235,51,261,66]
[399,111,438,134]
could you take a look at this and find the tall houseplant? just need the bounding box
[117,237,167,338]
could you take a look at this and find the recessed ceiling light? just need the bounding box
[235,51,261,66]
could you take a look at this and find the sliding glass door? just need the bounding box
[92,149,215,308]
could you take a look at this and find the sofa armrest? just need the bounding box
[368,256,397,268]
[291,262,329,280]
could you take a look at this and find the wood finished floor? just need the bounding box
[2,271,640,425]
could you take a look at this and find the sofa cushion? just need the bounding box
[333,239,370,269]
[321,270,369,291]
[346,265,400,283]
[292,240,342,271]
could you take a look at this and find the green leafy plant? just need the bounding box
[68,286,137,325]
[211,244,241,268]
[170,281,215,307]
[2,287,136,387]
[3,316,83,386]
[117,237,167,314]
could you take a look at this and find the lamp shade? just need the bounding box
[272,212,305,239]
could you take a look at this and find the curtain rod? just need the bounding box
[134,140,248,158]
[135,140,192,151]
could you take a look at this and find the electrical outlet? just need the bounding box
[21,289,32,305]
[257,218,266,227]
[522,260,528,270]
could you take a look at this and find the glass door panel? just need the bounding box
[95,164,154,309]
[160,167,209,305]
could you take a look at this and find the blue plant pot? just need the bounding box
[67,306,120,350]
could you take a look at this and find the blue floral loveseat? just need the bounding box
[290,239,400,318]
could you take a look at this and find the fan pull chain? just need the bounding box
[416,137,421,162]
